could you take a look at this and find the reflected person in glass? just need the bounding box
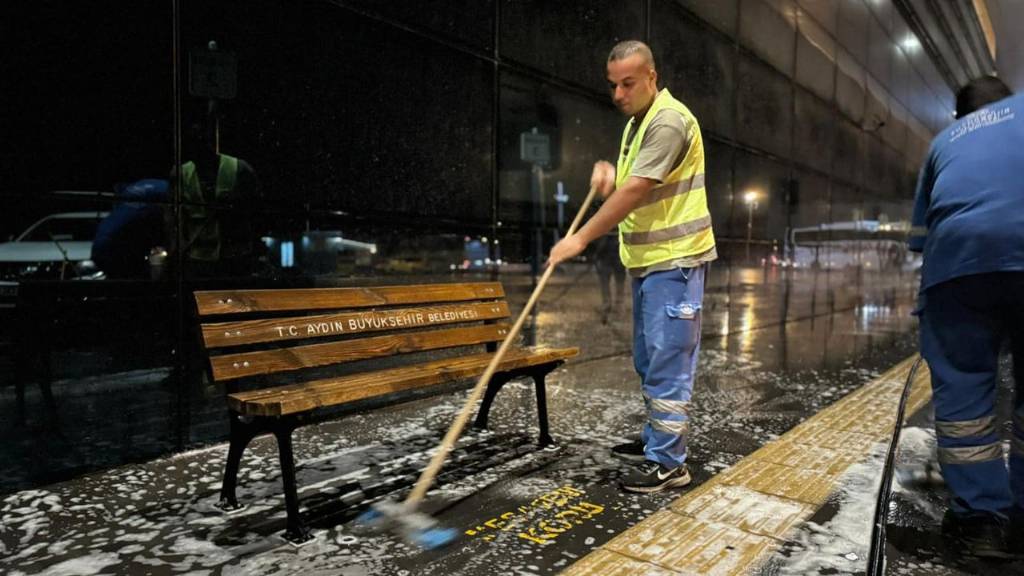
[170,116,261,279]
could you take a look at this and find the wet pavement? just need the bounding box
[879,354,1024,576]
[3,265,1018,575]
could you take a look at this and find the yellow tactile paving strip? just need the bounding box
[562,354,932,576]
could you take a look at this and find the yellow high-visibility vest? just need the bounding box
[180,154,239,261]
[616,89,715,269]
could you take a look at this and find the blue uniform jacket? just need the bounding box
[909,93,1024,291]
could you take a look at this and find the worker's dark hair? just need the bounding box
[955,76,1012,118]
[608,40,655,71]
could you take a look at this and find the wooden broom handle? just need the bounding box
[405,184,600,506]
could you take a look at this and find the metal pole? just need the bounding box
[746,202,753,262]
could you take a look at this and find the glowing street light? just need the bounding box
[900,35,921,54]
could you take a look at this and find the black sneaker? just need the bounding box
[611,439,646,462]
[620,461,691,494]
[941,509,1014,560]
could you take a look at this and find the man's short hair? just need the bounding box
[608,40,655,70]
[955,76,1012,118]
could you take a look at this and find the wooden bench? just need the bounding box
[193,281,578,545]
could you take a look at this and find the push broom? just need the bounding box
[356,184,600,548]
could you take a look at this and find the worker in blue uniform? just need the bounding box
[909,75,1024,559]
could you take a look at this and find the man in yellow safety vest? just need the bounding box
[173,119,260,278]
[548,40,716,493]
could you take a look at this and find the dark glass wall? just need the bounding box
[0,0,951,493]
[1,1,179,491]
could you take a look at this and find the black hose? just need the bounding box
[866,355,926,575]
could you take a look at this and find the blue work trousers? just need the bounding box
[918,272,1024,516]
[632,265,706,468]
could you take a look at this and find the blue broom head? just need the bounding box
[414,526,458,550]
[355,507,383,525]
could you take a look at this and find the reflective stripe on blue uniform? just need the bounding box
[918,273,1024,514]
[632,264,705,468]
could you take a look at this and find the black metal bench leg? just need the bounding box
[473,374,510,430]
[533,369,554,447]
[273,419,313,547]
[217,415,260,513]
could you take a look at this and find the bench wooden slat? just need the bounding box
[226,346,559,405]
[201,301,510,349]
[210,323,512,381]
[227,347,579,417]
[195,282,505,316]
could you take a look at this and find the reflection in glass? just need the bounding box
[0,211,108,282]
[743,190,760,262]
[91,180,168,279]
[738,292,757,355]
[175,116,261,279]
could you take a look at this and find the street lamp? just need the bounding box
[744,191,759,262]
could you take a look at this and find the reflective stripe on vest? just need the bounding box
[616,89,715,269]
[180,154,239,261]
[639,173,705,209]
[622,214,713,245]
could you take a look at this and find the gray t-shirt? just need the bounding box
[622,107,717,276]
[625,107,692,182]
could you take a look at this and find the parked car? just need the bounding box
[0,212,107,306]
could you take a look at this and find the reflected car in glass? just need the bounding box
[0,212,107,305]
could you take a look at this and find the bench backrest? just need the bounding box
[193,282,511,386]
